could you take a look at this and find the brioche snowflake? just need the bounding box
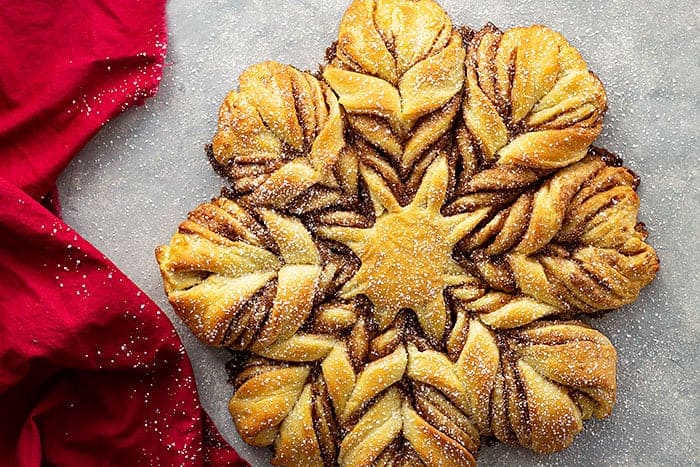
[156,1,658,465]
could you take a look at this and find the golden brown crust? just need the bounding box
[323,0,465,199]
[155,1,659,465]
[211,61,354,211]
[462,24,606,170]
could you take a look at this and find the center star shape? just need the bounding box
[318,155,488,342]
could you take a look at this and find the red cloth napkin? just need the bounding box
[0,1,247,465]
[0,0,164,199]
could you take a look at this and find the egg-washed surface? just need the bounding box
[156,1,659,465]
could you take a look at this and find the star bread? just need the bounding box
[156,1,659,465]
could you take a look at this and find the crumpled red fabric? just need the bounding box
[0,0,246,465]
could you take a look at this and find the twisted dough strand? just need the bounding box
[156,196,358,348]
[323,0,465,184]
[229,318,481,467]
[227,313,617,464]
[454,151,658,319]
[448,318,616,453]
[211,61,354,211]
[459,152,640,256]
[463,24,606,170]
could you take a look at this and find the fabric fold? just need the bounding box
[0,0,246,464]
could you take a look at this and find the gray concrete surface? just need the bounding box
[58,0,699,465]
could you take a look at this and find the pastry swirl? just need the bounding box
[323,0,465,200]
[211,61,353,211]
[462,24,606,170]
[156,0,659,465]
